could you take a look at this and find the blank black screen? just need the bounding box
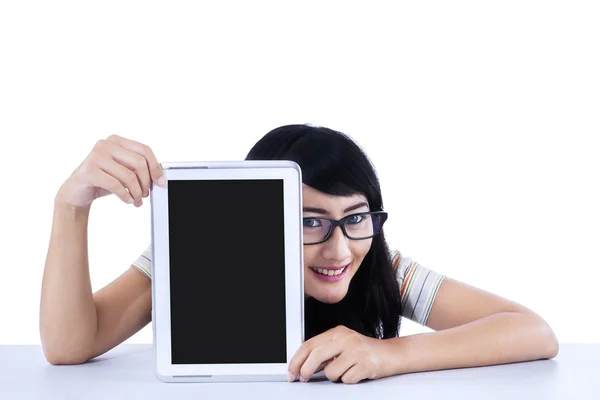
[168,179,287,364]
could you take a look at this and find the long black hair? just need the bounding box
[245,124,403,340]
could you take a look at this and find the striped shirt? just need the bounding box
[131,246,445,326]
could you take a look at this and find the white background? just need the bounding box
[0,1,598,345]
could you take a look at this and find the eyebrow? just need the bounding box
[303,201,369,215]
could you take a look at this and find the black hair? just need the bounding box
[245,124,403,340]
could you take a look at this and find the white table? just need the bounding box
[1,344,598,399]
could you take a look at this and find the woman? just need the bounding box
[40,124,558,384]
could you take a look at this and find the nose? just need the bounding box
[321,225,352,261]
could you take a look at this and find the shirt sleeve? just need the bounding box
[131,243,152,279]
[390,250,445,326]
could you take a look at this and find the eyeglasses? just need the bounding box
[303,211,388,245]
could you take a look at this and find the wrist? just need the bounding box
[379,336,415,377]
[54,196,91,219]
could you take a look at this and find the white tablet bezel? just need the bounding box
[150,160,304,382]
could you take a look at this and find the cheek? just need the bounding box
[302,246,318,268]
[352,240,372,261]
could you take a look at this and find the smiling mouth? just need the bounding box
[309,263,350,277]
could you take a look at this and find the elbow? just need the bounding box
[542,331,559,360]
[528,312,559,360]
[43,345,91,365]
[39,322,95,365]
[40,332,93,365]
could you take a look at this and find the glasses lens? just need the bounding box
[303,218,332,244]
[344,212,379,239]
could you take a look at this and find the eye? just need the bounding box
[346,214,364,224]
[303,218,323,228]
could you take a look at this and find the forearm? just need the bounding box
[39,199,97,364]
[383,311,559,377]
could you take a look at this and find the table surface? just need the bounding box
[1,343,599,399]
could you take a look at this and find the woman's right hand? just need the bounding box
[55,134,166,209]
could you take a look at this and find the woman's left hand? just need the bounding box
[288,325,390,384]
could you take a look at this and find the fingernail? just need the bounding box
[287,372,295,382]
[157,176,166,187]
[299,376,308,383]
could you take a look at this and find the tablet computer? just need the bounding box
[149,160,305,382]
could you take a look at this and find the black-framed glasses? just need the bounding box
[303,211,388,245]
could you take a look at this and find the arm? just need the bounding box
[287,264,558,384]
[40,134,164,365]
[39,199,152,365]
[382,278,559,376]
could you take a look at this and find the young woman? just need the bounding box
[40,124,558,384]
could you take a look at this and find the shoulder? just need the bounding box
[389,249,413,279]
[131,243,153,279]
[388,249,446,325]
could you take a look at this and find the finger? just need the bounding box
[89,169,134,204]
[299,341,345,382]
[323,351,356,383]
[290,358,330,382]
[315,358,333,373]
[96,155,144,205]
[106,142,152,198]
[288,327,340,379]
[107,134,164,186]
[339,364,366,385]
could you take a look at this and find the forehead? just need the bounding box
[302,184,368,211]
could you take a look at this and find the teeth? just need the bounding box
[311,266,346,276]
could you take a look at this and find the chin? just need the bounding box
[318,293,346,304]
[306,284,349,304]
